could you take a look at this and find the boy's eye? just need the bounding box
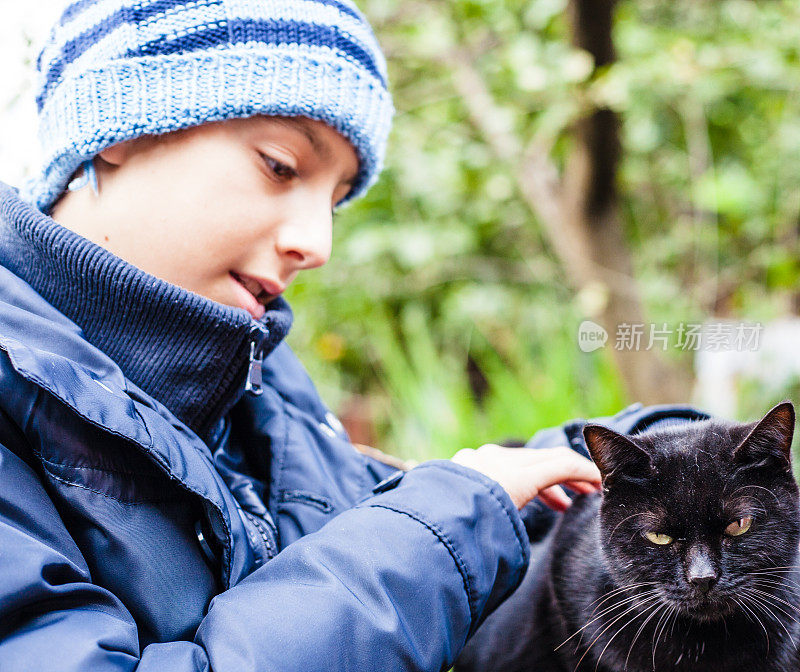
[261,154,297,181]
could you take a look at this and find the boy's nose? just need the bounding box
[275,210,332,270]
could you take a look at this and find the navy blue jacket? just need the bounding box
[0,182,531,671]
[0,181,707,671]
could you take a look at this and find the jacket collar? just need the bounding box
[0,181,293,446]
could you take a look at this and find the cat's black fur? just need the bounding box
[456,402,800,672]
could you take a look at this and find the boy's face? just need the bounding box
[50,115,359,320]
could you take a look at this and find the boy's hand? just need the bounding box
[451,444,602,511]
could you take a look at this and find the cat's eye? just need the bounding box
[724,516,753,537]
[644,531,673,545]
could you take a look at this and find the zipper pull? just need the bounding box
[245,323,269,396]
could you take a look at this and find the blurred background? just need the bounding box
[3,0,800,461]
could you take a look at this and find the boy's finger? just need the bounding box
[522,454,602,493]
[537,484,571,512]
[562,480,601,494]
[521,446,599,471]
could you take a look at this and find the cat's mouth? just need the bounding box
[661,589,737,621]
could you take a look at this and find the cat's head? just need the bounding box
[582,402,800,622]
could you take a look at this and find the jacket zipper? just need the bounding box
[244,322,270,396]
[241,508,277,563]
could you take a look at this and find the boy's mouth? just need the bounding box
[229,271,285,319]
[231,271,269,305]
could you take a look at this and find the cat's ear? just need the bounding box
[733,401,795,471]
[583,424,653,483]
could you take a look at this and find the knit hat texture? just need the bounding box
[22,0,395,214]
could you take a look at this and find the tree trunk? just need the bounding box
[551,0,690,403]
[441,0,691,403]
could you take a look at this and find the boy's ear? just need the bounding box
[98,137,151,166]
[98,140,135,166]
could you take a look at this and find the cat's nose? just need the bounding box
[689,574,718,594]
[686,544,719,593]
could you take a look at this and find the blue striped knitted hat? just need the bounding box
[22,0,395,214]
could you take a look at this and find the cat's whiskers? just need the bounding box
[608,512,654,541]
[758,552,792,569]
[570,594,662,672]
[669,602,682,641]
[727,494,768,518]
[750,574,800,591]
[623,597,667,670]
[747,568,800,591]
[742,590,798,646]
[750,579,800,594]
[743,586,800,623]
[739,588,796,644]
[749,572,800,585]
[726,484,781,504]
[578,587,659,653]
[587,581,659,616]
[580,586,657,651]
[556,547,798,668]
[595,599,664,672]
[732,594,770,653]
[555,588,661,650]
[651,602,675,670]
[749,567,800,578]
[750,577,800,593]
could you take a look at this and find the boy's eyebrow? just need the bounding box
[270,117,357,186]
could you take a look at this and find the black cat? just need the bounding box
[456,402,800,672]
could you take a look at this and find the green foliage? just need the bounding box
[285,0,800,458]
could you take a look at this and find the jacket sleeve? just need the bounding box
[0,439,529,672]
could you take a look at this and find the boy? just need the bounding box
[0,1,601,670]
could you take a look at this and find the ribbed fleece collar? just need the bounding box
[0,181,293,447]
